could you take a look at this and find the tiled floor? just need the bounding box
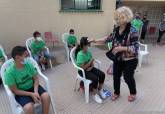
[1,44,165,114]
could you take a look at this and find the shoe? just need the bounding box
[128,95,136,102]
[99,89,107,99]
[92,94,103,103]
[111,94,120,101]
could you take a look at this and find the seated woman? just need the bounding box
[31,31,51,70]
[75,37,106,104]
[0,48,5,85]
[67,29,77,48]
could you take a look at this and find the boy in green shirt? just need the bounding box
[67,29,77,48]
[31,31,51,70]
[4,46,50,114]
[131,12,143,33]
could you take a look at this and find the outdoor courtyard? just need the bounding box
[0,43,165,114]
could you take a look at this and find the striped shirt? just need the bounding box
[105,23,139,60]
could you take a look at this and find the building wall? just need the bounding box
[0,0,116,53]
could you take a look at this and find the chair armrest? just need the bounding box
[4,85,23,114]
[76,66,86,80]
[139,42,148,52]
[94,59,101,69]
[4,55,8,61]
[45,47,50,54]
[38,71,49,91]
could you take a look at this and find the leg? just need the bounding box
[123,59,138,95]
[157,30,164,43]
[15,95,34,114]
[78,70,102,103]
[41,92,50,114]
[23,103,34,114]
[141,30,146,40]
[33,54,40,63]
[113,61,123,95]
[78,70,99,92]
[90,67,105,90]
[38,85,50,114]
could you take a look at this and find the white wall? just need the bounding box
[0,0,115,53]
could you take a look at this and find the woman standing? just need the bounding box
[95,6,139,102]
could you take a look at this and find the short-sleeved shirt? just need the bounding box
[76,50,92,67]
[4,61,37,90]
[131,19,143,32]
[31,40,46,55]
[0,49,4,60]
[67,35,77,46]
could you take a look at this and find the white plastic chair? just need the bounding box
[70,47,101,103]
[0,45,8,61]
[1,57,57,114]
[138,42,149,67]
[26,37,53,68]
[62,33,70,61]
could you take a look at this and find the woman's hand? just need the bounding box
[112,46,127,54]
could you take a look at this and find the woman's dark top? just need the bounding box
[105,23,139,60]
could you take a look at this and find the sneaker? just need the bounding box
[92,94,103,103]
[99,89,107,99]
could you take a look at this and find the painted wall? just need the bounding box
[0,0,115,53]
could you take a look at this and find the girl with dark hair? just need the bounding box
[75,37,106,104]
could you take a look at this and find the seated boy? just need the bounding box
[31,31,51,70]
[67,29,77,48]
[4,46,50,114]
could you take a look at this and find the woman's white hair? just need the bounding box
[114,6,134,23]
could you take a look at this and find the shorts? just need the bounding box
[15,85,46,107]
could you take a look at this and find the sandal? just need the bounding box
[111,94,120,101]
[128,95,136,102]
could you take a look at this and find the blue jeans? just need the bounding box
[33,51,51,63]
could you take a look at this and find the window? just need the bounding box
[61,0,102,11]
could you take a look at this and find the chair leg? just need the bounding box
[67,50,70,62]
[50,97,57,114]
[74,79,78,92]
[49,59,53,68]
[84,82,90,103]
[138,55,143,68]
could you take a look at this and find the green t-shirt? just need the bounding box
[67,35,77,46]
[131,19,143,32]
[0,49,4,60]
[76,50,92,67]
[4,61,37,90]
[31,40,46,55]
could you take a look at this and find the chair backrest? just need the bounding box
[62,33,69,43]
[44,32,53,39]
[0,45,8,61]
[26,37,35,57]
[148,26,156,34]
[70,47,78,69]
[26,37,44,57]
[1,58,23,114]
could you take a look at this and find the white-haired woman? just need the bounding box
[95,6,139,102]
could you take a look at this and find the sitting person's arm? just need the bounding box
[80,59,94,70]
[33,75,39,94]
[9,85,41,103]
